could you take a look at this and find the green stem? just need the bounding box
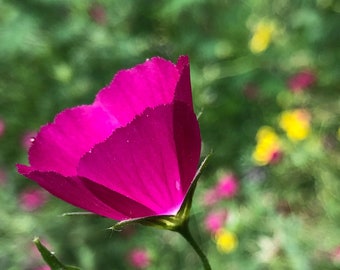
[176,220,212,270]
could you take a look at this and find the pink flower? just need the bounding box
[17,56,201,221]
[331,246,340,263]
[288,70,316,92]
[19,188,48,211]
[202,174,239,207]
[0,117,5,137]
[268,149,283,164]
[204,209,228,234]
[128,248,151,269]
[215,174,238,199]
[21,131,38,151]
[202,188,219,206]
[88,4,107,25]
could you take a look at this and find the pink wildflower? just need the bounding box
[128,248,151,269]
[204,209,228,234]
[202,188,219,206]
[17,56,201,221]
[19,188,48,211]
[22,131,38,151]
[216,174,238,199]
[0,117,5,138]
[331,246,340,264]
[88,4,107,25]
[288,70,316,92]
[269,150,282,164]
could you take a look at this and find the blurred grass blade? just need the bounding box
[61,212,94,217]
[33,237,80,270]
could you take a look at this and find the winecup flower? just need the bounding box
[0,117,5,138]
[252,126,282,166]
[202,173,238,206]
[215,173,238,199]
[288,70,316,93]
[249,20,275,54]
[17,56,201,222]
[128,248,151,269]
[279,109,311,141]
[204,209,228,234]
[19,187,48,212]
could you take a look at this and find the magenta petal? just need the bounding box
[174,55,194,109]
[95,56,190,126]
[78,102,201,217]
[17,164,154,220]
[28,105,119,176]
[81,179,156,219]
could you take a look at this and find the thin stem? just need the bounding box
[176,220,212,270]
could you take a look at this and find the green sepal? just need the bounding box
[110,152,211,231]
[33,237,80,270]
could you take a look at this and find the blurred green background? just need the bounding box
[1,0,339,269]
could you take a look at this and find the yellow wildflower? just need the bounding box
[279,109,311,141]
[252,126,281,166]
[249,20,275,54]
[215,229,238,253]
[337,127,340,141]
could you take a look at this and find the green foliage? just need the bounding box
[34,237,80,270]
[0,0,339,269]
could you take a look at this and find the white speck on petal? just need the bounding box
[175,180,181,191]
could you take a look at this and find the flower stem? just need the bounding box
[176,220,212,270]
